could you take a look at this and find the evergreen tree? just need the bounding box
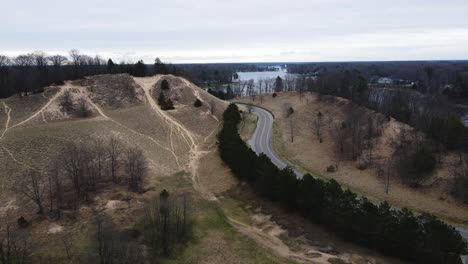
[161,79,170,90]
[132,60,147,77]
[107,59,115,73]
[274,76,283,92]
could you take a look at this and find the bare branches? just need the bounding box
[20,170,46,215]
[313,111,324,143]
[124,146,147,193]
[107,136,121,183]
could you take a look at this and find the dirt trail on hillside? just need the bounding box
[134,76,218,200]
[133,76,340,262]
[9,88,65,129]
[228,217,334,264]
[1,102,11,140]
[181,78,220,122]
[74,83,183,169]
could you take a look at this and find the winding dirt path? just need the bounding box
[9,88,65,130]
[1,102,11,140]
[75,84,183,169]
[134,76,219,200]
[181,78,220,122]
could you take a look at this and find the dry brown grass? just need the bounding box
[234,92,468,225]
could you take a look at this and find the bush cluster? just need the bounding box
[193,99,202,107]
[158,91,174,110]
[218,103,467,264]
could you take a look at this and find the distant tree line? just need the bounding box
[218,103,467,264]
[308,69,468,151]
[288,61,468,99]
[0,50,184,99]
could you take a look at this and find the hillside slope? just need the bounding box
[234,92,468,224]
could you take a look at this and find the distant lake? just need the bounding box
[235,69,288,82]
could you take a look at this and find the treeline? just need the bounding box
[308,70,468,151]
[288,61,468,98]
[218,104,467,264]
[0,50,182,99]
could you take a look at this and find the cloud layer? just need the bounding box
[2,0,468,63]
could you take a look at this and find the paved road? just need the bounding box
[238,103,468,263]
[241,104,303,177]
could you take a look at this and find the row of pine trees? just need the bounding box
[218,103,467,264]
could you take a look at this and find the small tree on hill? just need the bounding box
[161,80,170,90]
[274,76,284,92]
[158,91,166,106]
[194,99,202,107]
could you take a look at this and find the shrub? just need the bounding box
[326,165,336,172]
[411,145,436,176]
[286,107,294,117]
[158,92,175,110]
[76,98,92,118]
[193,99,202,107]
[272,93,277,98]
[161,79,170,90]
[17,216,29,228]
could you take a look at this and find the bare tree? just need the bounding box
[48,55,68,67]
[289,117,295,143]
[48,55,68,84]
[93,138,106,183]
[107,136,121,183]
[0,221,30,264]
[209,100,216,115]
[313,111,324,143]
[50,160,63,218]
[0,55,11,68]
[62,142,88,206]
[453,153,468,203]
[21,170,46,214]
[124,146,147,193]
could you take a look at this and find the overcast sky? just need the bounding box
[2,0,468,63]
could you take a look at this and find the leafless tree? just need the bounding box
[93,138,106,183]
[50,160,63,218]
[209,100,216,115]
[453,153,468,203]
[62,142,89,206]
[313,111,324,143]
[48,55,68,84]
[48,55,68,67]
[289,117,295,143]
[0,55,10,67]
[0,220,30,264]
[107,136,121,183]
[124,146,147,193]
[21,170,46,214]
[246,79,255,99]
[61,236,73,260]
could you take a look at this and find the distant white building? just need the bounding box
[377,77,393,84]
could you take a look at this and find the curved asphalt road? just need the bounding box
[238,103,468,263]
[241,104,304,178]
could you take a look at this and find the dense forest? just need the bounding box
[218,103,467,264]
